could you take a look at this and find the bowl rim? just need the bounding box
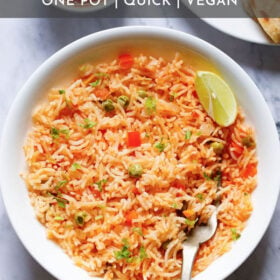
[1,26,280,280]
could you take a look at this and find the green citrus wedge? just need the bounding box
[195,71,237,127]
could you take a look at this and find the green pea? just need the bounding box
[211,142,224,155]
[241,136,255,148]
[128,164,143,178]
[102,99,115,112]
[118,95,130,108]
[137,90,148,98]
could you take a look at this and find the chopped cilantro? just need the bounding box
[132,227,143,236]
[60,129,70,138]
[56,200,66,208]
[139,246,147,261]
[203,170,222,187]
[154,139,166,153]
[48,192,68,208]
[213,170,222,187]
[114,240,131,261]
[231,228,241,240]
[94,179,107,192]
[54,180,68,191]
[185,218,198,227]
[114,240,147,263]
[72,162,81,171]
[137,90,148,98]
[144,97,156,114]
[79,118,96,129]
[95,215,103,220]
[50,128,60,139]
[203,172,212,181]
[90,79,101,87]
[185,130,192,140]
[169,92,177,102]
[95,72,109,78]
[58,89,65,95]
[172,203,179,209]
[50,127,70,140]
[196,193,204,201]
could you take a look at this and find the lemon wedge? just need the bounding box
[195,71,237,127]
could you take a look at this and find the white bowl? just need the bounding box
[1,26,280,280]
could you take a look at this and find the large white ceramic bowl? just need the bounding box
[1,26,280,280]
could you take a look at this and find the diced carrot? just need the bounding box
[183,209,195,219]
[104,240,113,247]
[229,141,244,158]
[94,88,110,100]
[89,187,101,198]
[172,181,186,191]
[58,106,75,118]
[124,210,138,226]
[83,73,96,85]
[242,163,257,178]
[132,186,141,195]
[191,111,199,118]
[118,54,134,70]
[127,131,141,147]
[114,225,123,234]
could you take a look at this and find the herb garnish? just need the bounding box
[132,227,143,236]
[54,180,68,191]
[79,118,96,129]
[139,246,147,261]
[185,218,198,227]
[203,170,222,188]
[231,228,241,240]
[48,192,68,208]
[94,179,107,192]
[95,215,103,220]
[196,193,204,201]
[114,239,132,261]
[154,139,166,153]
[185,130,192,140]
[72,162,81,171]
[144,97,156,114]
[50,127,70,140]
[90,79,101,87]
[114,239,147,263]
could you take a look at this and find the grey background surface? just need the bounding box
[0,18,279,280]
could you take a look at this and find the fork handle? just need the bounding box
[181,244,199,280]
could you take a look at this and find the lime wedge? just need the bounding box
[195,71,237,127]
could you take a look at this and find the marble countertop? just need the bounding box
[0,18,279,280]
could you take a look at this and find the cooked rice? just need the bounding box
[23,53,257,280]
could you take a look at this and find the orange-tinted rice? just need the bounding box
[23,53,257,280]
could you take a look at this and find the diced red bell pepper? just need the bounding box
[127,131,141,147]
[229,141,244,158]
[118,53,134,69]
[242,163,257,178]
[124,210,138,227]
[94,88,110,100]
